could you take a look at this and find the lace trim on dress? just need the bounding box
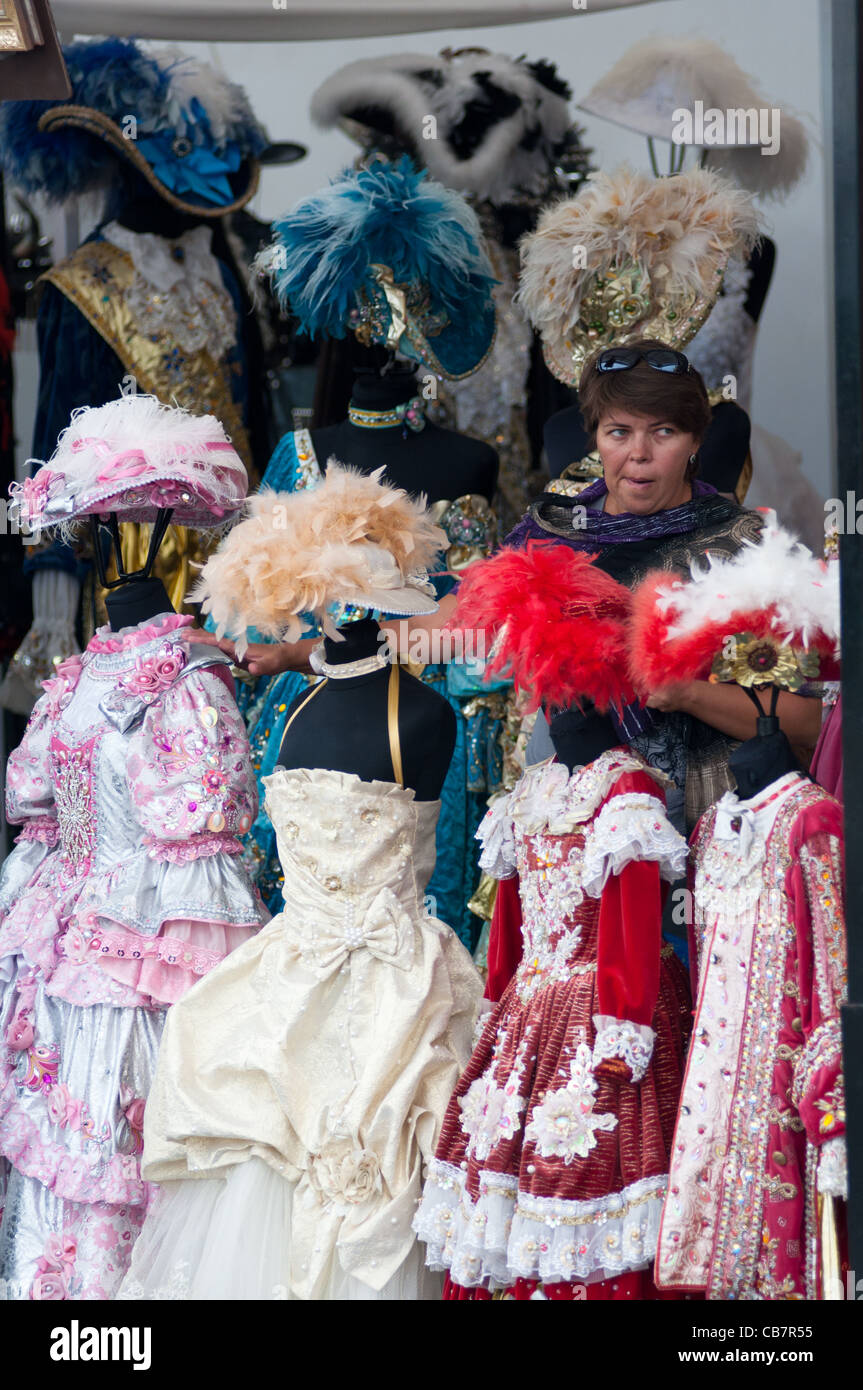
[817,1136,847,1199]
[84,929,238,978]
[143,834,243,863]
[414,1158,666,1288]
[591,1015,656,1084]
[0,1103,148,1206]
[509,750,668,837]
[581,794,689,898]
[88,613,193,655]
[16,818,59,847]
[476,793,517,879]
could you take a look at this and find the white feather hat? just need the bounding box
[517,164,760,384]
[578,37,808,200]
[630,517,840,695]
[9,395,248,535]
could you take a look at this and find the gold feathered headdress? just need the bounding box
[517,165,760,384]
[191,462,446,653]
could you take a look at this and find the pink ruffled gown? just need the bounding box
[0,613,265,1299]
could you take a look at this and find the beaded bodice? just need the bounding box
[513,822,598,1005]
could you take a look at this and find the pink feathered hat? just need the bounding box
[9,394,248,533]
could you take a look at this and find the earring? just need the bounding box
[689,453,697,465]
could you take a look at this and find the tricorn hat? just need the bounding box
[0,37,305,218]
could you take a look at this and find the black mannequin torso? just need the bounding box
[278,617,456,799]
[548,706,620,775]
[310,367,498,505]
[104,578,174,631]
[729,723,801,800]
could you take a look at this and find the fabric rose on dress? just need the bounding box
[525,1044,618,1163]
[30,1269,69,1300]
[119,642,186,701]
[308,1142,383,1205]
[46,1082,72,1127]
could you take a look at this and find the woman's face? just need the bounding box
[596,409,697,516]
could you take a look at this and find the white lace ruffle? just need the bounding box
[581,794,689,897]
[591,1015,656,1084]
[817,1136,848,1199]
[476,795,517,879]
[414,1158,665,1289]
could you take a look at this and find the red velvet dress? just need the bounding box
[413,750,692,1298]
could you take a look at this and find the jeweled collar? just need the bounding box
[87,612,193,655]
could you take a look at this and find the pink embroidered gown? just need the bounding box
[655,772,847,1298]
[414,750,692,1294]
[0,614,265,1299]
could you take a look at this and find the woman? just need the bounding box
[222,341,821,834]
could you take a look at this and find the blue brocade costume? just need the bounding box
[226,430,507,949]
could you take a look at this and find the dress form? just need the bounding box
[104,578,174,632]
[309,364,499,504]
[278,617,456,799]
[728,716,801,800]
[548,706,620,775]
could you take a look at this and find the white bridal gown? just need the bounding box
[119,765,482,1300]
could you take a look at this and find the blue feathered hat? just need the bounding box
[0,38,304,217]
[257,157,497,380]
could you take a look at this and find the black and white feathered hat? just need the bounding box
[311,49,590,211]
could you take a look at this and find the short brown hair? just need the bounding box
[578,338,711,445]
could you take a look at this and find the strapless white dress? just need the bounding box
[118,767,482,1300]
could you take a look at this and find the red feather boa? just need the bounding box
[448,541,634,714]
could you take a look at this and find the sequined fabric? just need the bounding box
[655,774,847,1298]
[414,753,691,1291]
[0,614,265,1299]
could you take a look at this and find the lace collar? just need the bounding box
[508,748,667,836]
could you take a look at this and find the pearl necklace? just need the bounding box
[320,652,389,679]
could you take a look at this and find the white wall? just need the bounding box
[13,0,834,499]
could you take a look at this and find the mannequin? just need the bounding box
[727,688,802,800]
[547,704,619,775]
[308,362,498,504]
[278,616,456,797]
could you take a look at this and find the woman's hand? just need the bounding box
[645,682,696,713]
[192,629,317,676]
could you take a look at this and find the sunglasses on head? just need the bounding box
[595,347,691,375]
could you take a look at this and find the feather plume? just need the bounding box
[9,394,248,533]
[0,37,267,203]
[518,165,760,345]
[579,37,808,201]
[629,521,840,694]
[255,157,495,348]
[190,463,446,655]
[448,540,634,714]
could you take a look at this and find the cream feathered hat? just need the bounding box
[191,463,446,653]
[578,37,808,200]
[517,164,760,384]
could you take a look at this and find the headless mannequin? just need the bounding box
[548,705,619,775]
[278,616,456,798]
[309,362,499,505]
[104,577,174,632]
[728,709,801,801]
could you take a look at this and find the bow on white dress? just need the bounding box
[286,884,416,980]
